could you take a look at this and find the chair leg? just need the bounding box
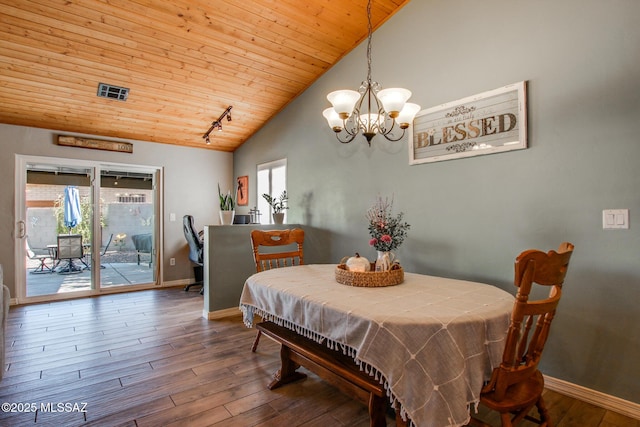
[251,330,262,352]
[31,257,52,274]
[185,264,204,292]
[500,412,514,427]
[533,396,552,427]
[468,399,549,427]
[79,256,90,270]
[184,282,203,292]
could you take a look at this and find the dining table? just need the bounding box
[239,264,514,427]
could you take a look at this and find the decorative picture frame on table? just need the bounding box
[236,175,248,206]
[409,81,527,165]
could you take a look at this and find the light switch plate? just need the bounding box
[602,209,629,229]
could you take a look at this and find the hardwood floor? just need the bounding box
[1,288,637,427]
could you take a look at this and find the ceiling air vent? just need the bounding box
[97,83,129,101]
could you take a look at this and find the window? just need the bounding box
[257,158,286,224]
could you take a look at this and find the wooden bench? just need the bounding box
[256,321,407,427]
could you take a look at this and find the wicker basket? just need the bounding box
[335,263,404,287]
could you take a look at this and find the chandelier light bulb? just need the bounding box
[361,113,380,142]
[327,90,360,119]
[396,103,421,129]
[361,113,380,130]
[323,108,344,132]
[377,88,412,118]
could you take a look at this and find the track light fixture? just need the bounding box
[203,106,233,144]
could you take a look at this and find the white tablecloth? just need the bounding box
[239,264,513,427]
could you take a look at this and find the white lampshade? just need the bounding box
[377,88,411,117]
[396,103,421,128]
[327,90,361,119]
[323,108,343,131]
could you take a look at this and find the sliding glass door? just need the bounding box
[98,167,155,289]
[16,155,161,302]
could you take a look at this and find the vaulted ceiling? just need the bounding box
[0,0,409,152]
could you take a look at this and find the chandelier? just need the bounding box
[323,0,420,146]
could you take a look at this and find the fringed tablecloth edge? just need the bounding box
[239,303,414,424]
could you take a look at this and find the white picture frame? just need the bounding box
[409,81,527,165]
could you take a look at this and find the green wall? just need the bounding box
[233,0,640,404]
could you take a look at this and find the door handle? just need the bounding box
[17,220,26,238]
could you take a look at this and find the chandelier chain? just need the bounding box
[366,0,373,84]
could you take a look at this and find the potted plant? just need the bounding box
[262,190,288,224]
[218,183,235,225]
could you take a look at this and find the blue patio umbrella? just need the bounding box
[63,186,82,231]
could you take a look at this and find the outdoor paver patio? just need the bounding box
[26,254,154,297]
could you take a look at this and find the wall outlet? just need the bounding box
[169,258,175,266]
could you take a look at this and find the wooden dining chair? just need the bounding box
[468,242,574,427]
[250,228,304,352]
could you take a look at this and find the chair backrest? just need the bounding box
[183,215,203,264]
[251,228,304,272]
[131,234,153,252]
[487,242,574,400]
[101,233,114,256]
[25,240,37,258]
[57,234,83,259]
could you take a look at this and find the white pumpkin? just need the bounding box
[346,253,370,272]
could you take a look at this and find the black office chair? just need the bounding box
[183,215,204,293]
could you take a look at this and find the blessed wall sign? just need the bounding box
[409,81,527,164]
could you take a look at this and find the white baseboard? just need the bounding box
[544,375,640,420]
[161,278,191,287]
[204,307,240,320]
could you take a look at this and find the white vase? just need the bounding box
[219,210,235,225]
[375,251,396,272]
[272,212,285,224]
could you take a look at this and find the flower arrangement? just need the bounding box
[366,196,410,252]
[262,190,288,213]
[218,183,235,211]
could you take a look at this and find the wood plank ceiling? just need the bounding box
[0,0,409,152]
